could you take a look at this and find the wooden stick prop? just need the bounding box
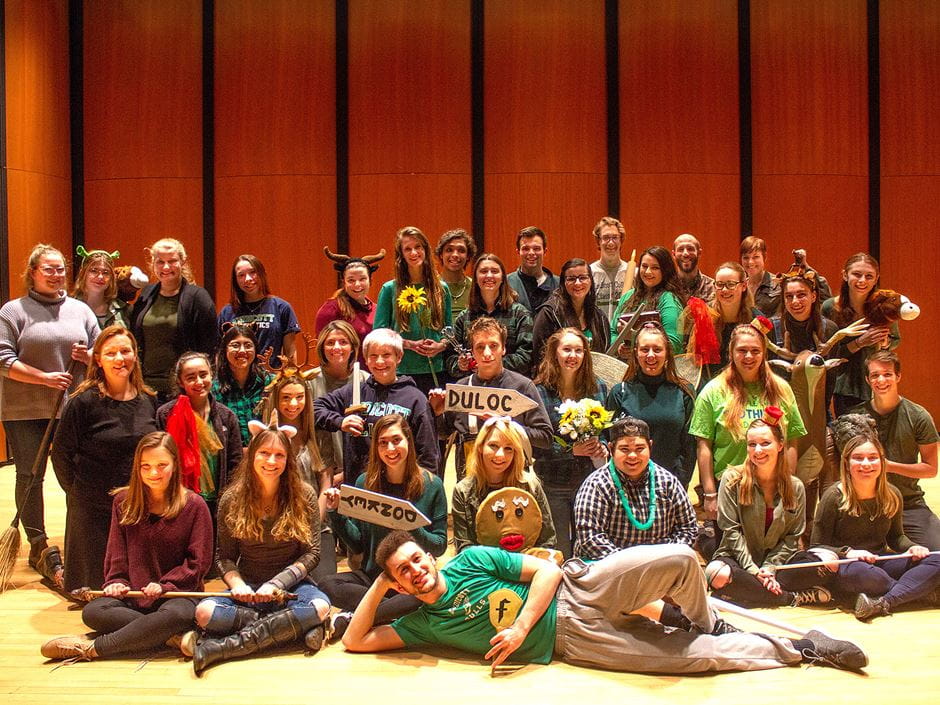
[0,358,81,592]
[709,597,806,637]
[70,587,298,603]
[770,550,940,572]
[443,384,538,417]
[337,485,432,531]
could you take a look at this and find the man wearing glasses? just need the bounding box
[589,217,629,323]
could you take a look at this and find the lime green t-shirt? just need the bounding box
[689,378,806,477]
[391,546,557,664]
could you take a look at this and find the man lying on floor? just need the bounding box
[341,530,867,675]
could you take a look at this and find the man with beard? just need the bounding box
[673,233,715,305]
[338,530,869,675]
[589,216,630,323]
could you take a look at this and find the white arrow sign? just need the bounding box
[444,383,538,417]
[338,485,431,531]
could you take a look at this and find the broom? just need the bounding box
[0,358,81,591]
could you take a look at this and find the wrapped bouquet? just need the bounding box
[554,398,613,448]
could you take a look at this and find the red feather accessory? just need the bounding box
[686,297,721,364]
[165,395,201,492]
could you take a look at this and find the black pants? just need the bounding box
[83,596,197,657]
[319,570,420,623]
[709,552,825,608]
[904,503,940,551]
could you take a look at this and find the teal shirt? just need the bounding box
[392,546,557,664]
[610,289,683,353]
[374,280,453,375]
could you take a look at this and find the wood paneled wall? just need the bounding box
[619,0,740,277]
[4,0,71,291]
[214,0,336,333]
[484,0,607,272]
[750,0,869,284]
[879,0,939,416]
[82,0,204,281]
[3,1,938,413]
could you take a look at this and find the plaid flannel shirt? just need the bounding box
[573,461,698,560]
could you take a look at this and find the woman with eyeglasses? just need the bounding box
[452,416,556,553]
[705,415,831,609]
[218,254,301,363]
[610,246,685,354]
[0,244,98,585]
[51,326,159,592]
[72,248,131,330]
[445,253,533,378]
[212,324,271,448]
[532,258,610,372]
[682,262,760,385]
[813,434,940,621]
[606,322,696,489]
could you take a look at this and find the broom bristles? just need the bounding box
[0,524,22,592]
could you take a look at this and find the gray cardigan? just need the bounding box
[0,290,99,420]
[712,468,805,574]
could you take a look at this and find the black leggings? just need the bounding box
[319,570,420,623]
[709,552,826,608]
[82,597,197,657]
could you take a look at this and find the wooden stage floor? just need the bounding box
[2,463,939,705]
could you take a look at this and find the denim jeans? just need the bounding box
[3,418,57,544]
[200,581,330,634]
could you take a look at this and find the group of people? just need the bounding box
[0,218,935,678]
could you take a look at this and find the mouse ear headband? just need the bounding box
[248,416,297,441]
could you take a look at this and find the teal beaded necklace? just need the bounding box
[608,459,657,531]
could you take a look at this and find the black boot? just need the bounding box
[854,592,890,621]
[230,606,260,631]
[193,609,305,676]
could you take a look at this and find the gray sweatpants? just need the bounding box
[553,544,803,674]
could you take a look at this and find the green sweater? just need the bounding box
[374,280,453,375]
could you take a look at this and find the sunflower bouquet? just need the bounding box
[554,398,613,448]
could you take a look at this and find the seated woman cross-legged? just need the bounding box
[705,412,831,608]
[189,423,331,675]
[41,432,213,662]
[812,434,940,621]
[320,414,447,640]
[452,416,557,554]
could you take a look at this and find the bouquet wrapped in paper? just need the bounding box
[554,398,613,448]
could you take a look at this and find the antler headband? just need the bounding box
[323,246,386,274]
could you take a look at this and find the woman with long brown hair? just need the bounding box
[315,252,383,364]
[705,415,830,608]
[606,322,696,488]
[533,328,607,557]
[320,413,447,639]
[190,424,330,674]
[374,226,453,394]
[611,246,685,353]
[41,432,213,661]
[821,253,900,416]
[52,326,159,591]
[690,322,805,540]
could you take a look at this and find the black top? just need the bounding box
[51,389,160,503]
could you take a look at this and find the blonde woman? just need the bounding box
[452,416,556,553]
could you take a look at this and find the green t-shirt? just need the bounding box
[849,398,939,505]
[391,546,557,664]
[142,293,180,393]
[690,378,806,476]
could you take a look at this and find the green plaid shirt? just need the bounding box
[212,373,271,446]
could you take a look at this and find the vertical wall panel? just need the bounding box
[750,0,868,284]
[215,0,335,334]
[619,0,740,277]
[484,0,606,272]
[4,0,71,288]
[347,0,471,276]
[880,0,939,416]
[82,0,203,281]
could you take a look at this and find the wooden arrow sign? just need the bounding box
[338,485,431,531]
[444,383,538,417]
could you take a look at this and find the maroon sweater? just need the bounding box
[103,490,214,608]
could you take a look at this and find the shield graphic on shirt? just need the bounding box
[488,589,523,630]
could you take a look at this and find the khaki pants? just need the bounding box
[554,544,802,674]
